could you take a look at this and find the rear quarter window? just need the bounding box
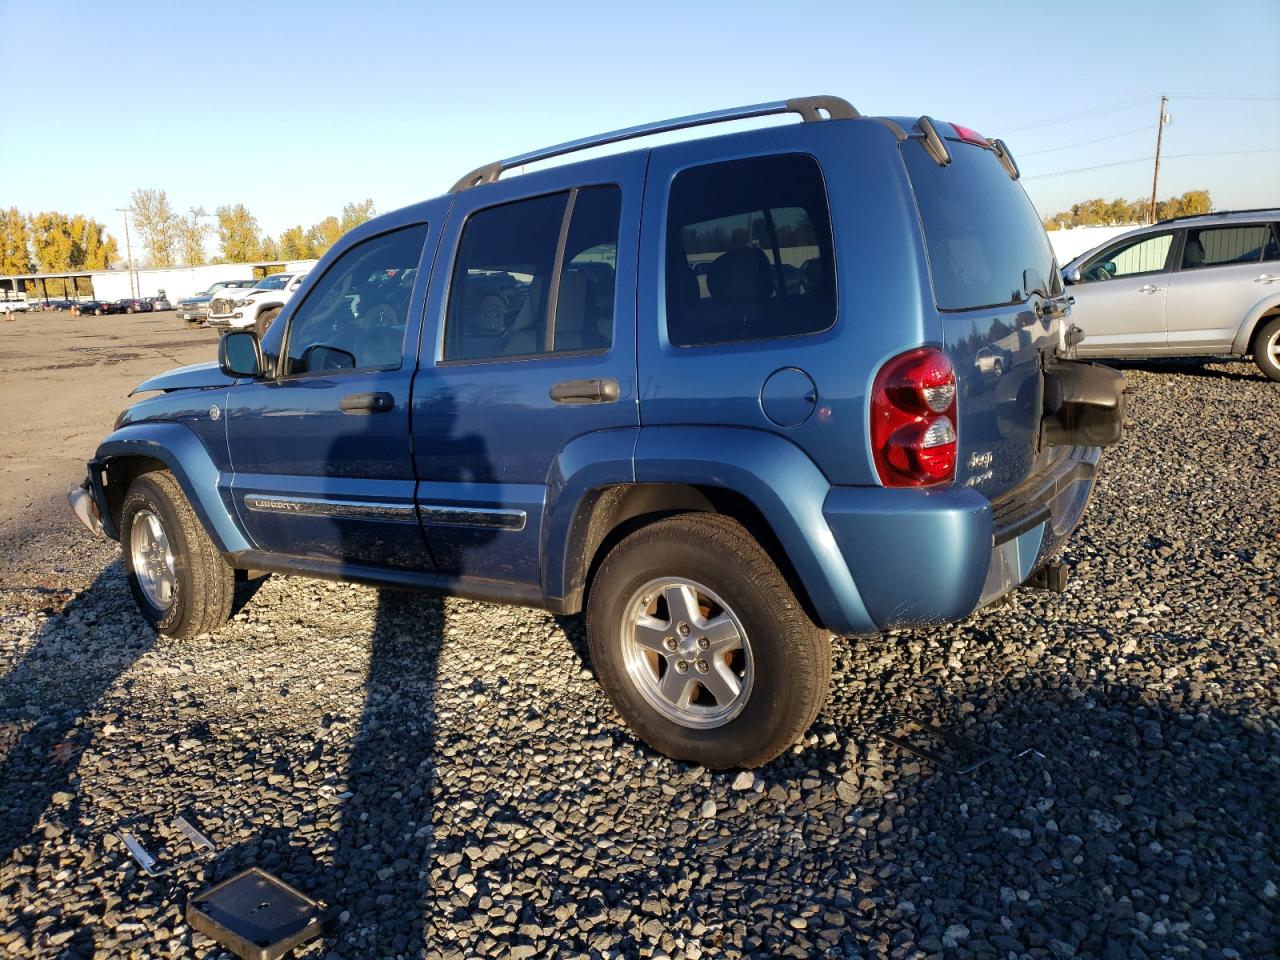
[905,139,1057,310]
[664,153,837,347]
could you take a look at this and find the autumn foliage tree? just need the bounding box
[216,203,264,263]
[1043,190,1212,230]
[129,188,179,266]
[1,208,34,274]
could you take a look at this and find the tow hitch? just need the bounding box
[1026,560,1069,593]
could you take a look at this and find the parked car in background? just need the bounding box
[116,298,152,314]
[146,296,173,311]
[71,97,1126,768]
[1063,209,1280,381]
[176,280,258,324]
[70,300,113,316]
[0,292,30,314]
[206,272,308,335]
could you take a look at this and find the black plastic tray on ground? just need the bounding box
[186,868,326,960]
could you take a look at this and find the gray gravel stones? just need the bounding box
[1,356,1278,958]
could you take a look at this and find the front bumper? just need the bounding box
[68,468,111,539]
[822,446,1099,631]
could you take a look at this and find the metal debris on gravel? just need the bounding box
[1,356,1277,959]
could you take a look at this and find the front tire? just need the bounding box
[120,471,235,638]
[255,307,280,339]
[586,514,830,769]
[1253,315,1280,382]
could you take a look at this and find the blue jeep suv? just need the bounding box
[70,96,1124,768]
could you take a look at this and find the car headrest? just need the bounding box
[1183,238,1205,267]
[708,247,772,308]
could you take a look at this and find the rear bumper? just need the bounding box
[821,447,1099,632]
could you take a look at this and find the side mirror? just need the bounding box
[1063,267,1082,285]
[219,330,264,378]
[301,343,356,373]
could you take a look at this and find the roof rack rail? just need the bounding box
[1158,206,1280,225]
[450,95,859,193]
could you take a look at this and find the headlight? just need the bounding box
[234,298,254,307]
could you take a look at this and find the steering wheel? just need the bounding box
[362,303,398,328]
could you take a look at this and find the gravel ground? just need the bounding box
[1,356,1277,960]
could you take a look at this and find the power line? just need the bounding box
[993,93,1279,138]
[1018,125,1149,157]
[991,96,1157,135]
[1023,148,1280,181]
[1165,94,1280,101]
[1023,157,1152,181]
[1164,148,1280,158]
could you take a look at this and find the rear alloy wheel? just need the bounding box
[255,307,280,339]
[586,513,830,769]
[120,471,235,638]
[94,308,103,316]
[1253,315,1280,382]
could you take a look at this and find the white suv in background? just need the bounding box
[207,272,308,335]
[1062,209,1280,381]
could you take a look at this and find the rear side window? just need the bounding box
[1182,225,1273,268]
[905,139,1058,310]
[445,186,621,361]
[665,154,836,347]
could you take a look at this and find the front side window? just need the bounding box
[1182,225,1272,269]
[282,224,427,376]
[445,185,621,361]
[665,154,836,346]
[1080,233,1173,282]
[256,274,290,290]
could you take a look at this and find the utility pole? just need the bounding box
[1148,95,1169,224]
[115,207,137,299]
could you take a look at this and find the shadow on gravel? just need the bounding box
[0,562,148,864]
[1104,357,1266,382]
[787,654,1280,960]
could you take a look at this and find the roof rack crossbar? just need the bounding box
[1157,207,1280,225]
[450,95,859,193]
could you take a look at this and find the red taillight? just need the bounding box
[871,347,958,487]
[950,122,988,146]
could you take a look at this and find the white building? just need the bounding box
[1,260,319,304]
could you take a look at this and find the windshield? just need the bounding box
[254,275,290,290]
[904,138,1058,310]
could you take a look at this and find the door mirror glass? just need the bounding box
[219,331,264,378]
[301,344,356,373]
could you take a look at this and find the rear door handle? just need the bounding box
[1137,284,1160,294]
[339,391,395,414]
[1256,273,1279,283]
[550,378,620,404]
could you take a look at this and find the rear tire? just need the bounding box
[1252,315,1280,382]
[255,307,280,339]
[586,513,830,769]
[120,471,235,638]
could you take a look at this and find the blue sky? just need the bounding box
[1,0,1277,242]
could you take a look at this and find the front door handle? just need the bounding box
[1256,273,1279,284]
[550,378,620,404]
[339,391,395,414]
[1137,284,1160,294]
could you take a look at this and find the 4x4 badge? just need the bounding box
[209,404,221,421]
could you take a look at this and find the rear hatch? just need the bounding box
[902,123,1063,498]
